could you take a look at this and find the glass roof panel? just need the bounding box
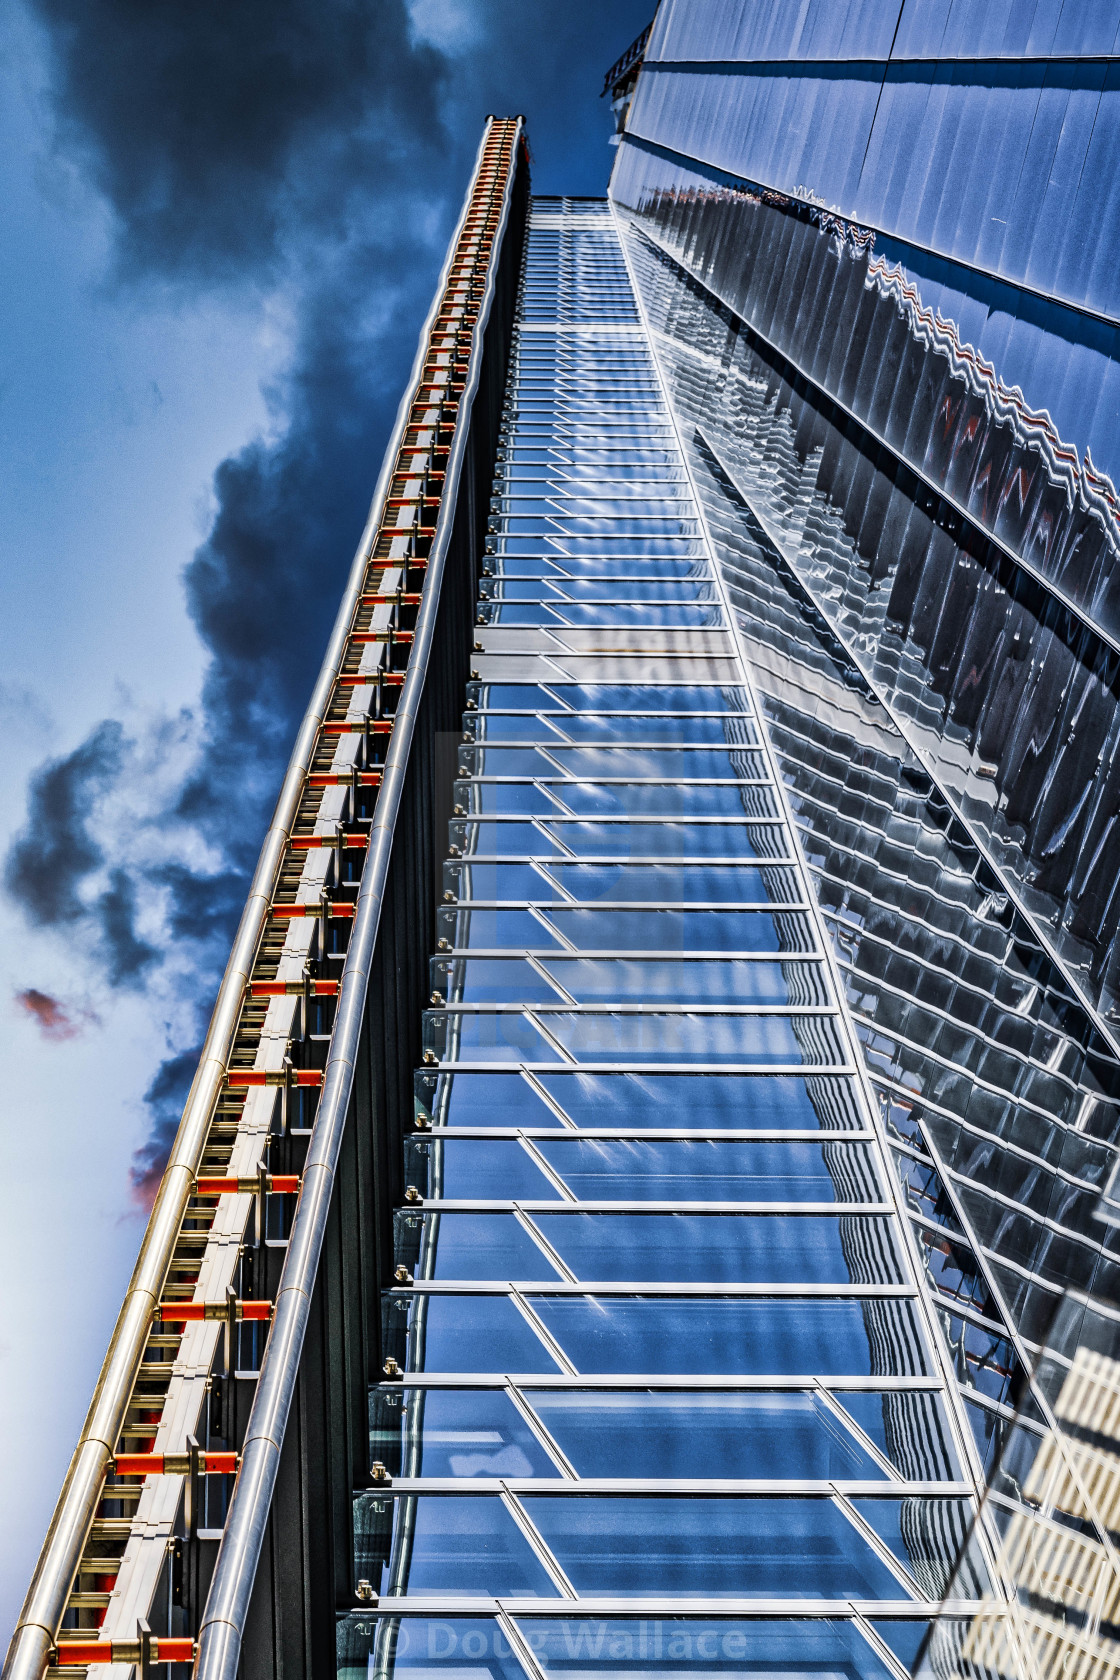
[529,1296,928,1376]
[370,1388,559,1480]
[528,1390,888,1480]
[522,1495,905,1598]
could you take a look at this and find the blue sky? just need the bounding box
[0,0,650,1643]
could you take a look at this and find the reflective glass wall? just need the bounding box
[612,0,1120,1027]
[617,221,1120,1457]
[608,10,1120,1672]
[338,199,985,1680]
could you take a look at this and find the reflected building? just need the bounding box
[10,13,1120,1680]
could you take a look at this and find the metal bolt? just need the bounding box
[355,1579,377,1603]
[422,1049,438,1065]
[430,991,444,1004]
[383,1357,402,1378]
[394,1266,413,1284]
[404,1186,423,1204]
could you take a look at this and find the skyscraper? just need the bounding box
[9,10,1120,1680]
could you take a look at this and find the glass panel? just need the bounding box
[870,1620,933,1671]
[406,1138,563,1201]
[370,1388,558,1479]
[455,822,787,860]
[337,1616,531,1680]
[479,712,757,745]
[528,1391,888,1479]
[850,1498,986,1599]
[470,684,752,714]
[408,1214,562,1282]
[390,1295,561,1375]
[839,1391,963,1480]
[530,1296,928,1376]
[475,748,767,779]
[535,1138,882,1201]
[513,1618,902,1679]
[415,1071,566,1129]
[535,1072,863,1131]
[534,862,794,902]
[526,1011,843,1067]
[539,959,828,1006]
[423,1013,565,1065]
[533,909,802,953]
[481,603,723,628]
[353,1494,559,1597]
[522,1496,905,1597]
[532,1213,903,1284]
[445,958,826,1006]
[547,784,772,820]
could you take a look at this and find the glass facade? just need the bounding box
[612,1,1120,1031]
[599,14,1120,1676]
[33,59,1120,1680]
[339,199,988,1679]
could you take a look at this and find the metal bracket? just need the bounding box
[137,1619,153,1680]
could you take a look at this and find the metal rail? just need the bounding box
[194,117,524,1680]
[602,21,653,98]
[3,115,523,1680]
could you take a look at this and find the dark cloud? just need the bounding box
[12,0,459,1188]
[13,987,96,1041]
[5,720,120,923]
[130,1047,201,1207]
[26,0,447,281]
[176,249,426,840]
[4,720,157,984]
[11,0,653,1192]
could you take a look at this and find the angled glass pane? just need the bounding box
[522,1495,906,1598]
[527,1390,890,1479]
[387,1294,562,1375]
[513,1618,905,1679]
[530,1296,929,1377]
[354,1493,559,1597]
[534,1072,863,1131]
[531,1212,904,1284]
[338,1617,531,1680]
[534,1138,883,1201]
[370,1388,559,1479]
